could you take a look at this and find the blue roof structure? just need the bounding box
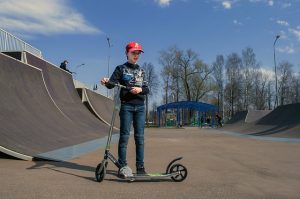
[157,101,217,112]
[157,101,218,127]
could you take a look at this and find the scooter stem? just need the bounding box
[105,87,120,150]
[104,82,128,151]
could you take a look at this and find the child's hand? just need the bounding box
[130,87,142,94]
[100,77,109,85]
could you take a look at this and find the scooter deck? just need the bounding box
[125,171,179,179]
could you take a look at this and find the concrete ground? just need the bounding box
[1,127,300,199]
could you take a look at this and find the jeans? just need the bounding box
[118,104,145,168]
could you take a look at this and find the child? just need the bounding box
[101,42,149,177]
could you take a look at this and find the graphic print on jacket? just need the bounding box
[122,66,145,87]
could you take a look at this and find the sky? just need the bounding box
[1,0,300,102]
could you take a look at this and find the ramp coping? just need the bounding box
[83,88,111,126]
[82,88,120,130]
[0,146,33,161]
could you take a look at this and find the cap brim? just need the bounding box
[128,48,144,53]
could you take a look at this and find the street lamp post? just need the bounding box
[76,63,85,69]
[273,35,280,108]
[72,63,85,76]
[106,36,111,98]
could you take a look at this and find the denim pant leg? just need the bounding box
[133,105,145,168]
[118,104,133,167]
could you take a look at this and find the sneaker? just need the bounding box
[118,166,133,178]
[136,167,147,175]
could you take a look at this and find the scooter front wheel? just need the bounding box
[95,162,107,182]
[170,164,188,182]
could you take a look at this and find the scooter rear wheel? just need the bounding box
[95,162,107,182]
[170,164,188,182]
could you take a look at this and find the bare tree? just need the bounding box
[150,101,158,125]
[241,47,259,110]
[173,48,213,101]
[252,69,271,110]
[175,49,196,101]
[277,61,293,105]
[159,46,209,102]
[142,62,159,125]
[190,61,213,101]
[224,53,243,117]
[290,73,300,103]
[212,55,224,112]
[159,46,177,104]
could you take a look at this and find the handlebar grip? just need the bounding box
[107,81,127,89]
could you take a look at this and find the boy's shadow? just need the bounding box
[1,152,173,183]
[0,152,96,181]
[26,158,129,182]
[27,158,98,182]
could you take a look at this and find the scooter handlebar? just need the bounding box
[107,81,127,89]
[105,81,145,90]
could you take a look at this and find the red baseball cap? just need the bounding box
[126,42,144,53]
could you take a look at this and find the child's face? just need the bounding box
[127,50,141,64]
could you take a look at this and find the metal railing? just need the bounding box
[0,28,42,58]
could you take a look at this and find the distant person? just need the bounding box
[101,41,149,177]
[216,113,223,127]
[206,117,211,126]
[60,60,76,74]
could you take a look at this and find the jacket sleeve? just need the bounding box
[105,66,121,89]
[140,83,149,95]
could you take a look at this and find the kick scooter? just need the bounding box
[95,82,188,182]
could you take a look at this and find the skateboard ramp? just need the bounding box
[225,111,247,124]
[251,103,300,137]
[256,104,300,126]
[78,88,120,129]
[25,52,109,131]
[0,53,112,160]
[221,104,300,138]
[245,110,272,123]
[0,53,116,160]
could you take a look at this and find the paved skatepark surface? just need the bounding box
[1,127,299,199]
